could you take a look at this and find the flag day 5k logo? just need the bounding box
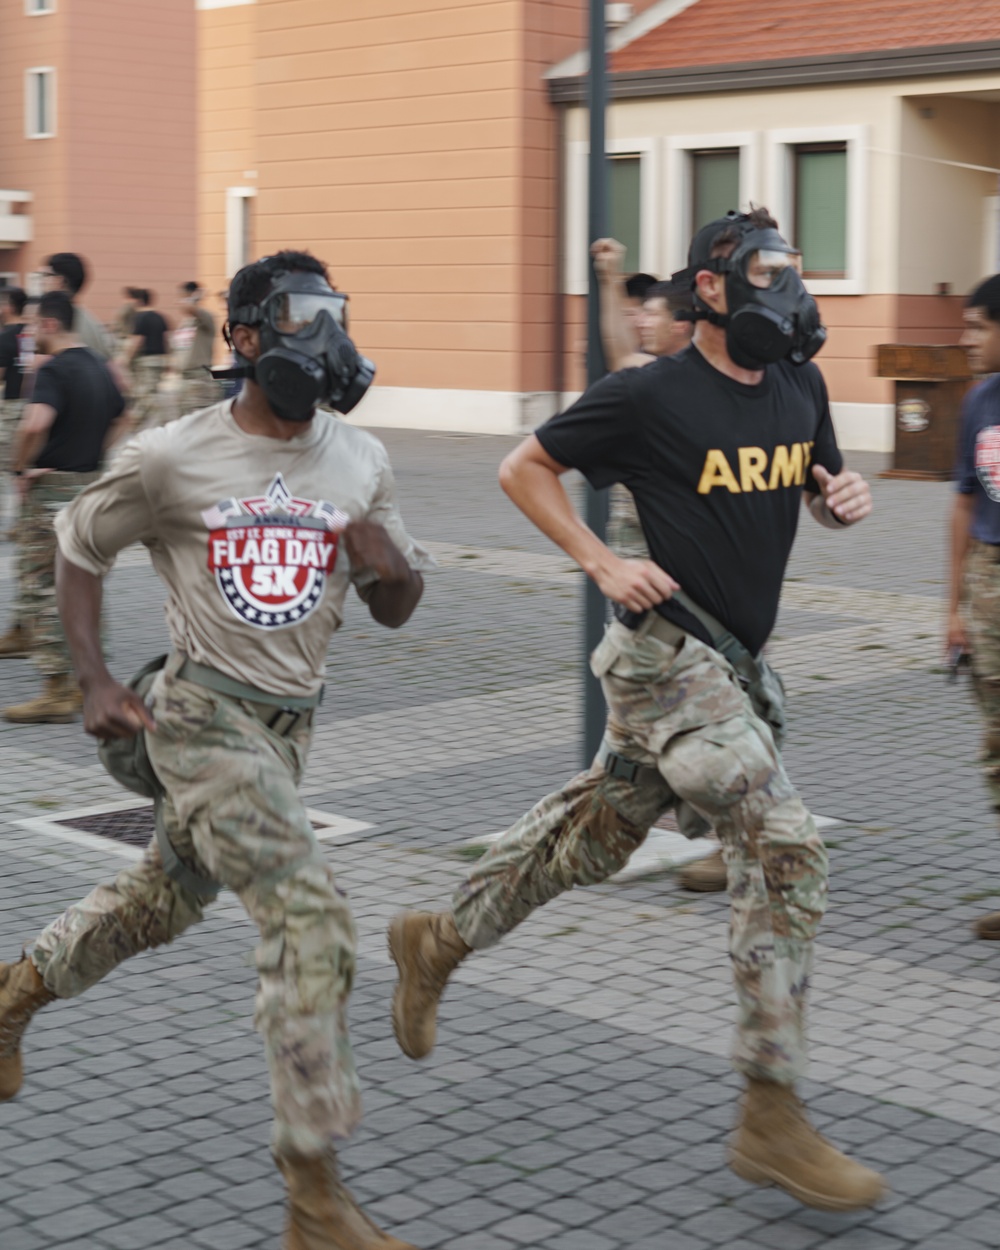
[201,473,349,629]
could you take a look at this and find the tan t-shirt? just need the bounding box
[73,306,114,361]
[182,306,216,373]
[56,401,434,696]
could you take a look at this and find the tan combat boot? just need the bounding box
[276,1150,418,1249]
[678,848,727,892]
[973,911,1000,939]
[387,911,470,1060]
[0,623,28,659]
[0,957,56,1100]
[3,675,83,724]
[730,1078,886,1210]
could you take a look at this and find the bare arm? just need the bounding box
[498,435,677,612]
[947,491,974,653]
[55,551,155,737]
[12,402,56,474]
[106,357,130,397]
[591,238,649,372]
[341,521,424,629]
[122,335,143,368]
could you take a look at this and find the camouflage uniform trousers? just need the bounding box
[0,399,25,474]
[453,615,828,1084]
[31,654,361,1157]
[966,540,1000,813]
[607,487,717,841]
[18,472,99,676]
[130,356,167,431]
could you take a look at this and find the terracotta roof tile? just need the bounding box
[611,0,1000,73]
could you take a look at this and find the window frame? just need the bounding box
[564,136,661,295]
[25,0,56,14]
[225,186,257,278]
[24,67,56,139]
[767,124,868,296]
[665,131,760,274]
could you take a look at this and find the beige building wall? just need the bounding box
[561,70,1000,451]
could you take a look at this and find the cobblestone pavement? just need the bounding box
[0,431,998,1250]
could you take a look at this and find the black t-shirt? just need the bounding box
[32,347,125,472]
[536,345,843,655]
[134,310,169,356]
[0,322,26,400]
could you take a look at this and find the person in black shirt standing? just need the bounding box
[0,287,32,657]
[122,288,170,431]
[0,286,30,477]
[4,290,125,724]
[389,209,884,1212]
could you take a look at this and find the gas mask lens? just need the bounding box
[745,249,802,289]
[268,291,349,334]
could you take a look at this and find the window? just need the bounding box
[609,156,641,274]
[691,149,740,231]
[768,125,866,295]
[25,68,55,138]
[25,0,56,12]
[793,143,848,277]
[226,187,256,277]
[563,139,660,295]
[665,132,759,273]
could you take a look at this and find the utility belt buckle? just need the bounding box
[266,706,305,737]
[603,751,643,784]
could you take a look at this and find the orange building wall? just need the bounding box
[67,0,197,320]
[198,0,257,342]
[0,5,69,285]
[250,0,584,397]
[0,1,195,323]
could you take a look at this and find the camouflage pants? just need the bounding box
[32,654,361,1157]
[18,472,99,675]
[130,356,167,431]
[608,485,650,561]
[0,399,24,474]
[453,616,828,1084]
[967,540,1000,812]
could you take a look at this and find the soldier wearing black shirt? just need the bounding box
[123,288,170,430]
[389,210,885,1213]
[3,290,124,724]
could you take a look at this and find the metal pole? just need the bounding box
[583,0,609,766]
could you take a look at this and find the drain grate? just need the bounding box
[20,799,373,859]
[58,805,154,847]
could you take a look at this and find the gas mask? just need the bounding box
[676,214,827,370]
[225,271,375,422]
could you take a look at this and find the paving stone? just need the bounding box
[2,445,1000,1250]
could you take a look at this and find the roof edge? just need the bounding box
[543,0,701,81]
[548,40,1000,102]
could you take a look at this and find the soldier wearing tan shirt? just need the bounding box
[0,250,429,1250]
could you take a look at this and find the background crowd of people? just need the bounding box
[0,253,224,724]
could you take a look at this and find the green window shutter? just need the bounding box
[691,150,740,230]
[609,156,642,273]
[795,146,847,275]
